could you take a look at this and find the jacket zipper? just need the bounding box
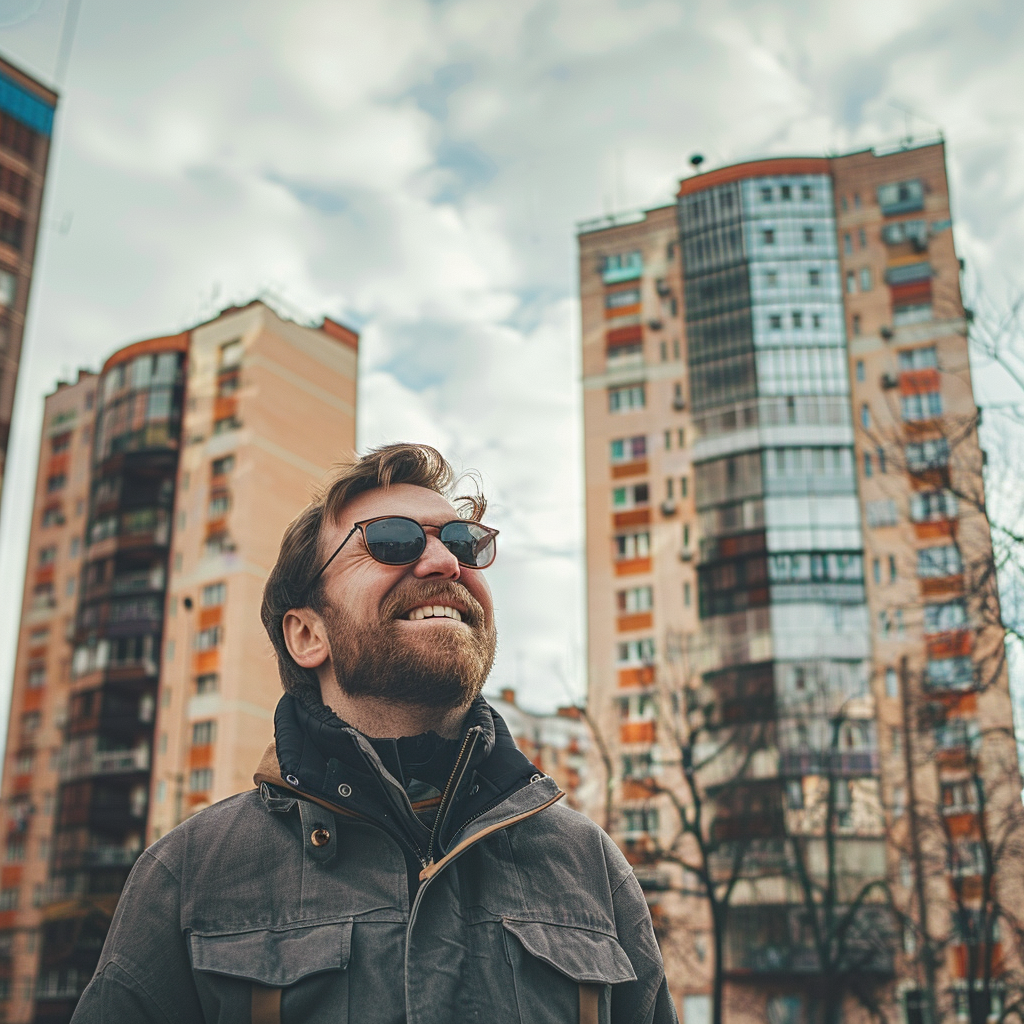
[425,727,480,865]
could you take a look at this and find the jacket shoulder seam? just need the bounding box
[94,957,177,1024]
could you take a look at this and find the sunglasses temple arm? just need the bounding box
[305,525,360,598]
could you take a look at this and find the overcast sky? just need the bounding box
[0,0,1021,723]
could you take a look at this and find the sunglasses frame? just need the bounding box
[303,515,499,599]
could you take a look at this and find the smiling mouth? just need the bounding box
[404,604,464,623]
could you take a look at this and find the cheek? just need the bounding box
[465,573,494,623]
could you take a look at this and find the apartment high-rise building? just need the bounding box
[0,300,358,1023]
[579,142,1021,1023]
[0,54,58,521]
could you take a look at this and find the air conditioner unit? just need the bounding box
[679,550,693,562]
[647,319,663,331]
[660,500,678,516]
[672,396,686,411]
[880,326,894,340]
[880,373,899,390]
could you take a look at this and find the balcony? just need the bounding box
[779,750,879,777]
[54,845,142,872]
[58,746,149,783]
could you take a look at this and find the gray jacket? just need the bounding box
[71,701,676,1024]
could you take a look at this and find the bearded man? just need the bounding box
[71,444,676,1024]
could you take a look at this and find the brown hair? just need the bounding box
[260,443,487,700]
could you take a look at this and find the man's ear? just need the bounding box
[282,608,330,669]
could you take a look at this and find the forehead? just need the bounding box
[334,483,460,532]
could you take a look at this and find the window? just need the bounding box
[942,780,978,815]
[20,712,41,735]
[808,269,820,286]
[765,270,778,287]
[208,494,230,517]
[665,478,674,499]
[194,626,222,651]
[201,582,226,606]
[189,768,214,792]
[910,489,958,523]
[855,360,864,382]
[614,532,650,560]
[70,537,80,558]
[844,233,852,254]
[220,339,244,369]
[924,600,967,634]
[885,667,898,698]
[846,271,856,294]
[760,186,772,202]
[900,390,942,421]
[51,431,71,453]
[898,346,938,370]
[859,267,872,291]
[683,582,691,606]
[882,220,928,246]
[878,179,924,215]
[905,438,949,470]
[212,455,235,477]
[602,251,642,284]
[616,638,655,664]
[876,447,887,473]
[605,287,640,310]
[811,313,821,329]
[196,673,219,694]
[858,228,867,249]
[610,435,647,463]
[863,451,872,477]
[801,184,812,200]
[680,476,688,497]
[860,404,871,429]
[213,415,239,435]
[872,559,881,584]
[769,314,782,330]
[802,226,815,244]
[46,474,66,493]
[852,314,861,335]
[617,587,653,613]
[612,483,649,510]
[0,888,18,911]
[866,499,898,527]
[621,808,659,836]
[780,184,792,201]
[27,665,45,688]
[917,545,962,578]
[608,384,645,413]
[146,388,172,421]
[888,554,897,582]
[927,656,974,690]
[792,311,803,328]
[192,720,217,746]
[762,228,775,245]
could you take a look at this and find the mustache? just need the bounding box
[381,579,486,628]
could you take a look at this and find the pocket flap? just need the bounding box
[190,920,352,986]
[502,920,637,985]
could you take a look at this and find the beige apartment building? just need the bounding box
[0,54,58,524]
[579,142,1021,1024]
[0,300,358,1023]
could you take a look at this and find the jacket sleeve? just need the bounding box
[71,848,204,1024]
[609,852,679,1024]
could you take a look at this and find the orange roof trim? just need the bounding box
[102,332,190,373]
[678,158,830,197]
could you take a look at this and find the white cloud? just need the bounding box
[0,0,1023,726]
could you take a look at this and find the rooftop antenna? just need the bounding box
[689,153,705,174]
[889,101,945,149]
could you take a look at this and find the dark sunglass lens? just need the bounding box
[440,522,495,568]
[363,518,426,564]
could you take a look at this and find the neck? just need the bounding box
[318,676,471,739]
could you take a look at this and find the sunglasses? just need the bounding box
[305,515,499,596]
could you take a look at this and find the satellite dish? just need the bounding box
[689,154,705,172]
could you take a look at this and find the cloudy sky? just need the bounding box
[0,0,1022,720]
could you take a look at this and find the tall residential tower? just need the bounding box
[0,301,358,1024]
[580,142,1020,1024]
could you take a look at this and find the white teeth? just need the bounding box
[405,605,463,621]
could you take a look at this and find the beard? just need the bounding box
[323,579,497,711]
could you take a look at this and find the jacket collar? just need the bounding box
[254,692,555,862]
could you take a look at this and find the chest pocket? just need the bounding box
[189,920,352,1024]
[502,920,637,1024]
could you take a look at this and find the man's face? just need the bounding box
[314,483,497,710]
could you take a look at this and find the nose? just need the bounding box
[412,530,461,580]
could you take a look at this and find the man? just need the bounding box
[72,443,676,1024]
